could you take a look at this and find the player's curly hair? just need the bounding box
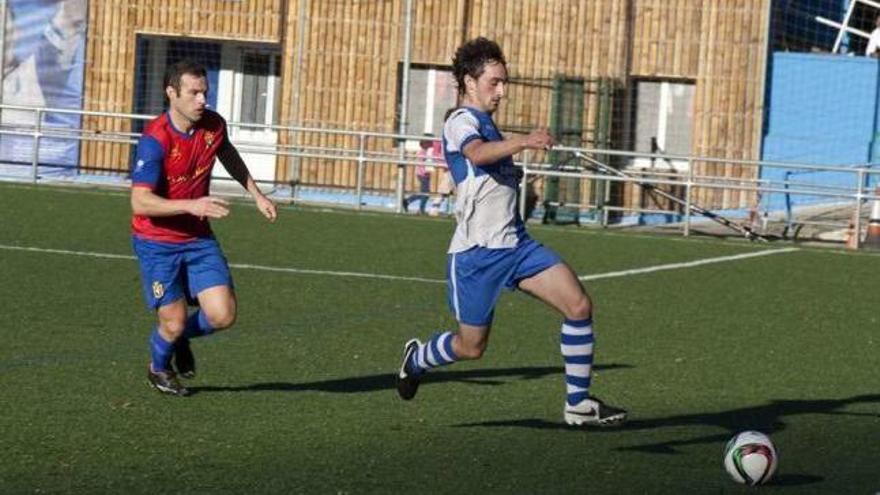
[163,60,207,103]
[452,37,507,96]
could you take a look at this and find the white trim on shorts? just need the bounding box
[450,252,461,321]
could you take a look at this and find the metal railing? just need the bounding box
[3,104,880,245]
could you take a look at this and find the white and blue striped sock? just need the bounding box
[410,331,459,373]
[561,318,594,406]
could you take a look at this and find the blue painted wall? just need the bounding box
[760,52,880,210]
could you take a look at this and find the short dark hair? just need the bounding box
[163,60,207,101]
[452,37,506,96]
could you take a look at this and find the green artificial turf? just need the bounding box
[0,183,877,494]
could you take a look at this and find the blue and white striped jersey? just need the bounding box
[442,107,527,253]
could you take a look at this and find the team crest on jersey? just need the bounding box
[151,281,165,299]
[204,131,215,148]
[168,144,182,163]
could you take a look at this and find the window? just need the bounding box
[396,63,457,138]
[238,51,281,126]
[629,80,694,170]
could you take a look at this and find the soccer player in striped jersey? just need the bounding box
[131,60,277,396]
[396,38,626,426]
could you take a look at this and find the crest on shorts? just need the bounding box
[151,281,165,299]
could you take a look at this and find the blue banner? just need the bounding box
[1,0,86,173]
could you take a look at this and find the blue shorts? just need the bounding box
[132,236,232,310]
[446,237,562,326]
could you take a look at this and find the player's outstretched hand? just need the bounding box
[521,129,555,151]
[190,196,230,219]
[254,193,277,222]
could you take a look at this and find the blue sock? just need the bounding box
[561,318,594,406]
[149,328,175,372]
[183,310,214,340]
[409,331,459,373]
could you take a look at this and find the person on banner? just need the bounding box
[3,0,86,117]
[2,0,87,168]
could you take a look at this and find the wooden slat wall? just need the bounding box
[81,0,285,172]
[624,0,769,211]
[690,0,769,210]
[464,0,629,135]
[460,0,630,208]
[94,0,634,192]
[278,0,410,190]
[631,0,703,77]
[82,0,770,214]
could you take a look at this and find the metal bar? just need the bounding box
[31,110,42,183]
[520,152,529,221]
[542,201,601,210]
[602,176,610,228]
[784,171,795,234]
[602,205,681,215]
[290,0,309,186]
[684,158,693,236]
[793,219,851,228]
[833,0,858,52]
[854,169,866,248]
[396,0,414,214]
[0,102,872,176]
[356,134,365,211]
[554,145,870,174]
[0,0,6,108]
[816,16,871,39]
[574,151,768,241]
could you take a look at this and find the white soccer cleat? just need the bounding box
[564,397,627,427]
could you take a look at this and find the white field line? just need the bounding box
[0,244,446,284]
[579,247,800,281]
[0,243,799,285]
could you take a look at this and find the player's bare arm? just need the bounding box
[462,128,554,166]
[131,186,229,219]
[217,141,277,222]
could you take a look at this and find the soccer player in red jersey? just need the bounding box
[131,60,277,396]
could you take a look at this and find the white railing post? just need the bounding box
[602,174,611,227]
[356,133,366,211]
[519,152,529,221]
[31,109,42,183]
[684,157,693,237]
[1,103,877,242]
[854,168,866,249]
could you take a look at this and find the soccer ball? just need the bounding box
[723,430,778,485]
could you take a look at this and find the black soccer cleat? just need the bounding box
[396,339,423,400]
[147,366,190,397]
[564,396,627,427]
[174,339,196,379]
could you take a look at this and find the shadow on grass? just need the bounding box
[187,363,632,395]
[772,474,826,487]
[454,393,880,460]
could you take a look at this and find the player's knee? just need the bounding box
[206,308,236,330]
[568,294,592,320]
[160,320,186,340]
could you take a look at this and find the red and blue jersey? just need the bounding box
[131,110,227,243]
